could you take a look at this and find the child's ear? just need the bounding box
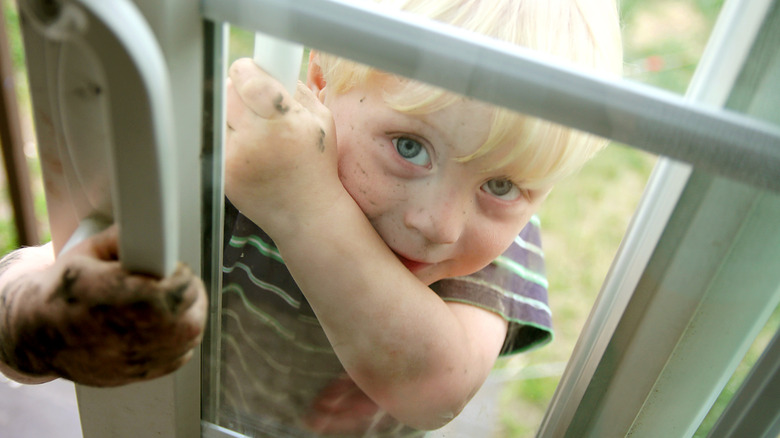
[306,50,327,101]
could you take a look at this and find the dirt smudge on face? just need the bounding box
[318,128,326,153]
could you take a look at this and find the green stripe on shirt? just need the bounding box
[450,276,552,315]
[491,255,549,289]
[514,235,544,257]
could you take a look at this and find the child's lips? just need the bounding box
[393,252,431,273]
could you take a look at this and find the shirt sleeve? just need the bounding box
[430,216,553,355]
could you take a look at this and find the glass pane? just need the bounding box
[497,2,725,435]
[694,303,780,437]
[199,0,778,437]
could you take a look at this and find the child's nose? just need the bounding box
[403,198,466,245]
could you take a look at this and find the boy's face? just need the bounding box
[323,78,551,285]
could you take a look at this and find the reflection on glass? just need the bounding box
[201,0,755,437]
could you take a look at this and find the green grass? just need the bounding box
[0,201,14,254]
[620,0,723,93]
[2,0,24,71]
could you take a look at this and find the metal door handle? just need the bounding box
[19,0,177,277]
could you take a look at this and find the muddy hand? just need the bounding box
[224,58,341,235]
[0,226,207,386]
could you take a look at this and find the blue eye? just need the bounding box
[482,179,522,201]
[393,137,430,166]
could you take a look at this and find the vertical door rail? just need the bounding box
[200,18,228,431]
[73,0,205,436]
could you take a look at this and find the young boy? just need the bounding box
[0,0,621,435]
[219,0,621,435]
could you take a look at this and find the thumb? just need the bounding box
[87,225,120,261]
[64,223,119,262]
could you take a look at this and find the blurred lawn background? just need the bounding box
[0,0,48,254]
[495,1,779,437]
[1,0,776,437]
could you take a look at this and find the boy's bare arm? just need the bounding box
[279,204,507,429]
[226,59,507,430]
[0,228,207,386]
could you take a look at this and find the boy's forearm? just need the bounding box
[254,191,497,429]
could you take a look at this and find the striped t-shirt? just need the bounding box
[216,204,551,437]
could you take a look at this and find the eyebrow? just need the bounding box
[389,110,456,155]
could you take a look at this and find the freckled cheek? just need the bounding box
[338,138,395,202]
[337,155,384,218]
[338,163,411,253]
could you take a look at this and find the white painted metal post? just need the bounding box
[72,0,204,436]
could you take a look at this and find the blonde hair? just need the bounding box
[318,0,623,188]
